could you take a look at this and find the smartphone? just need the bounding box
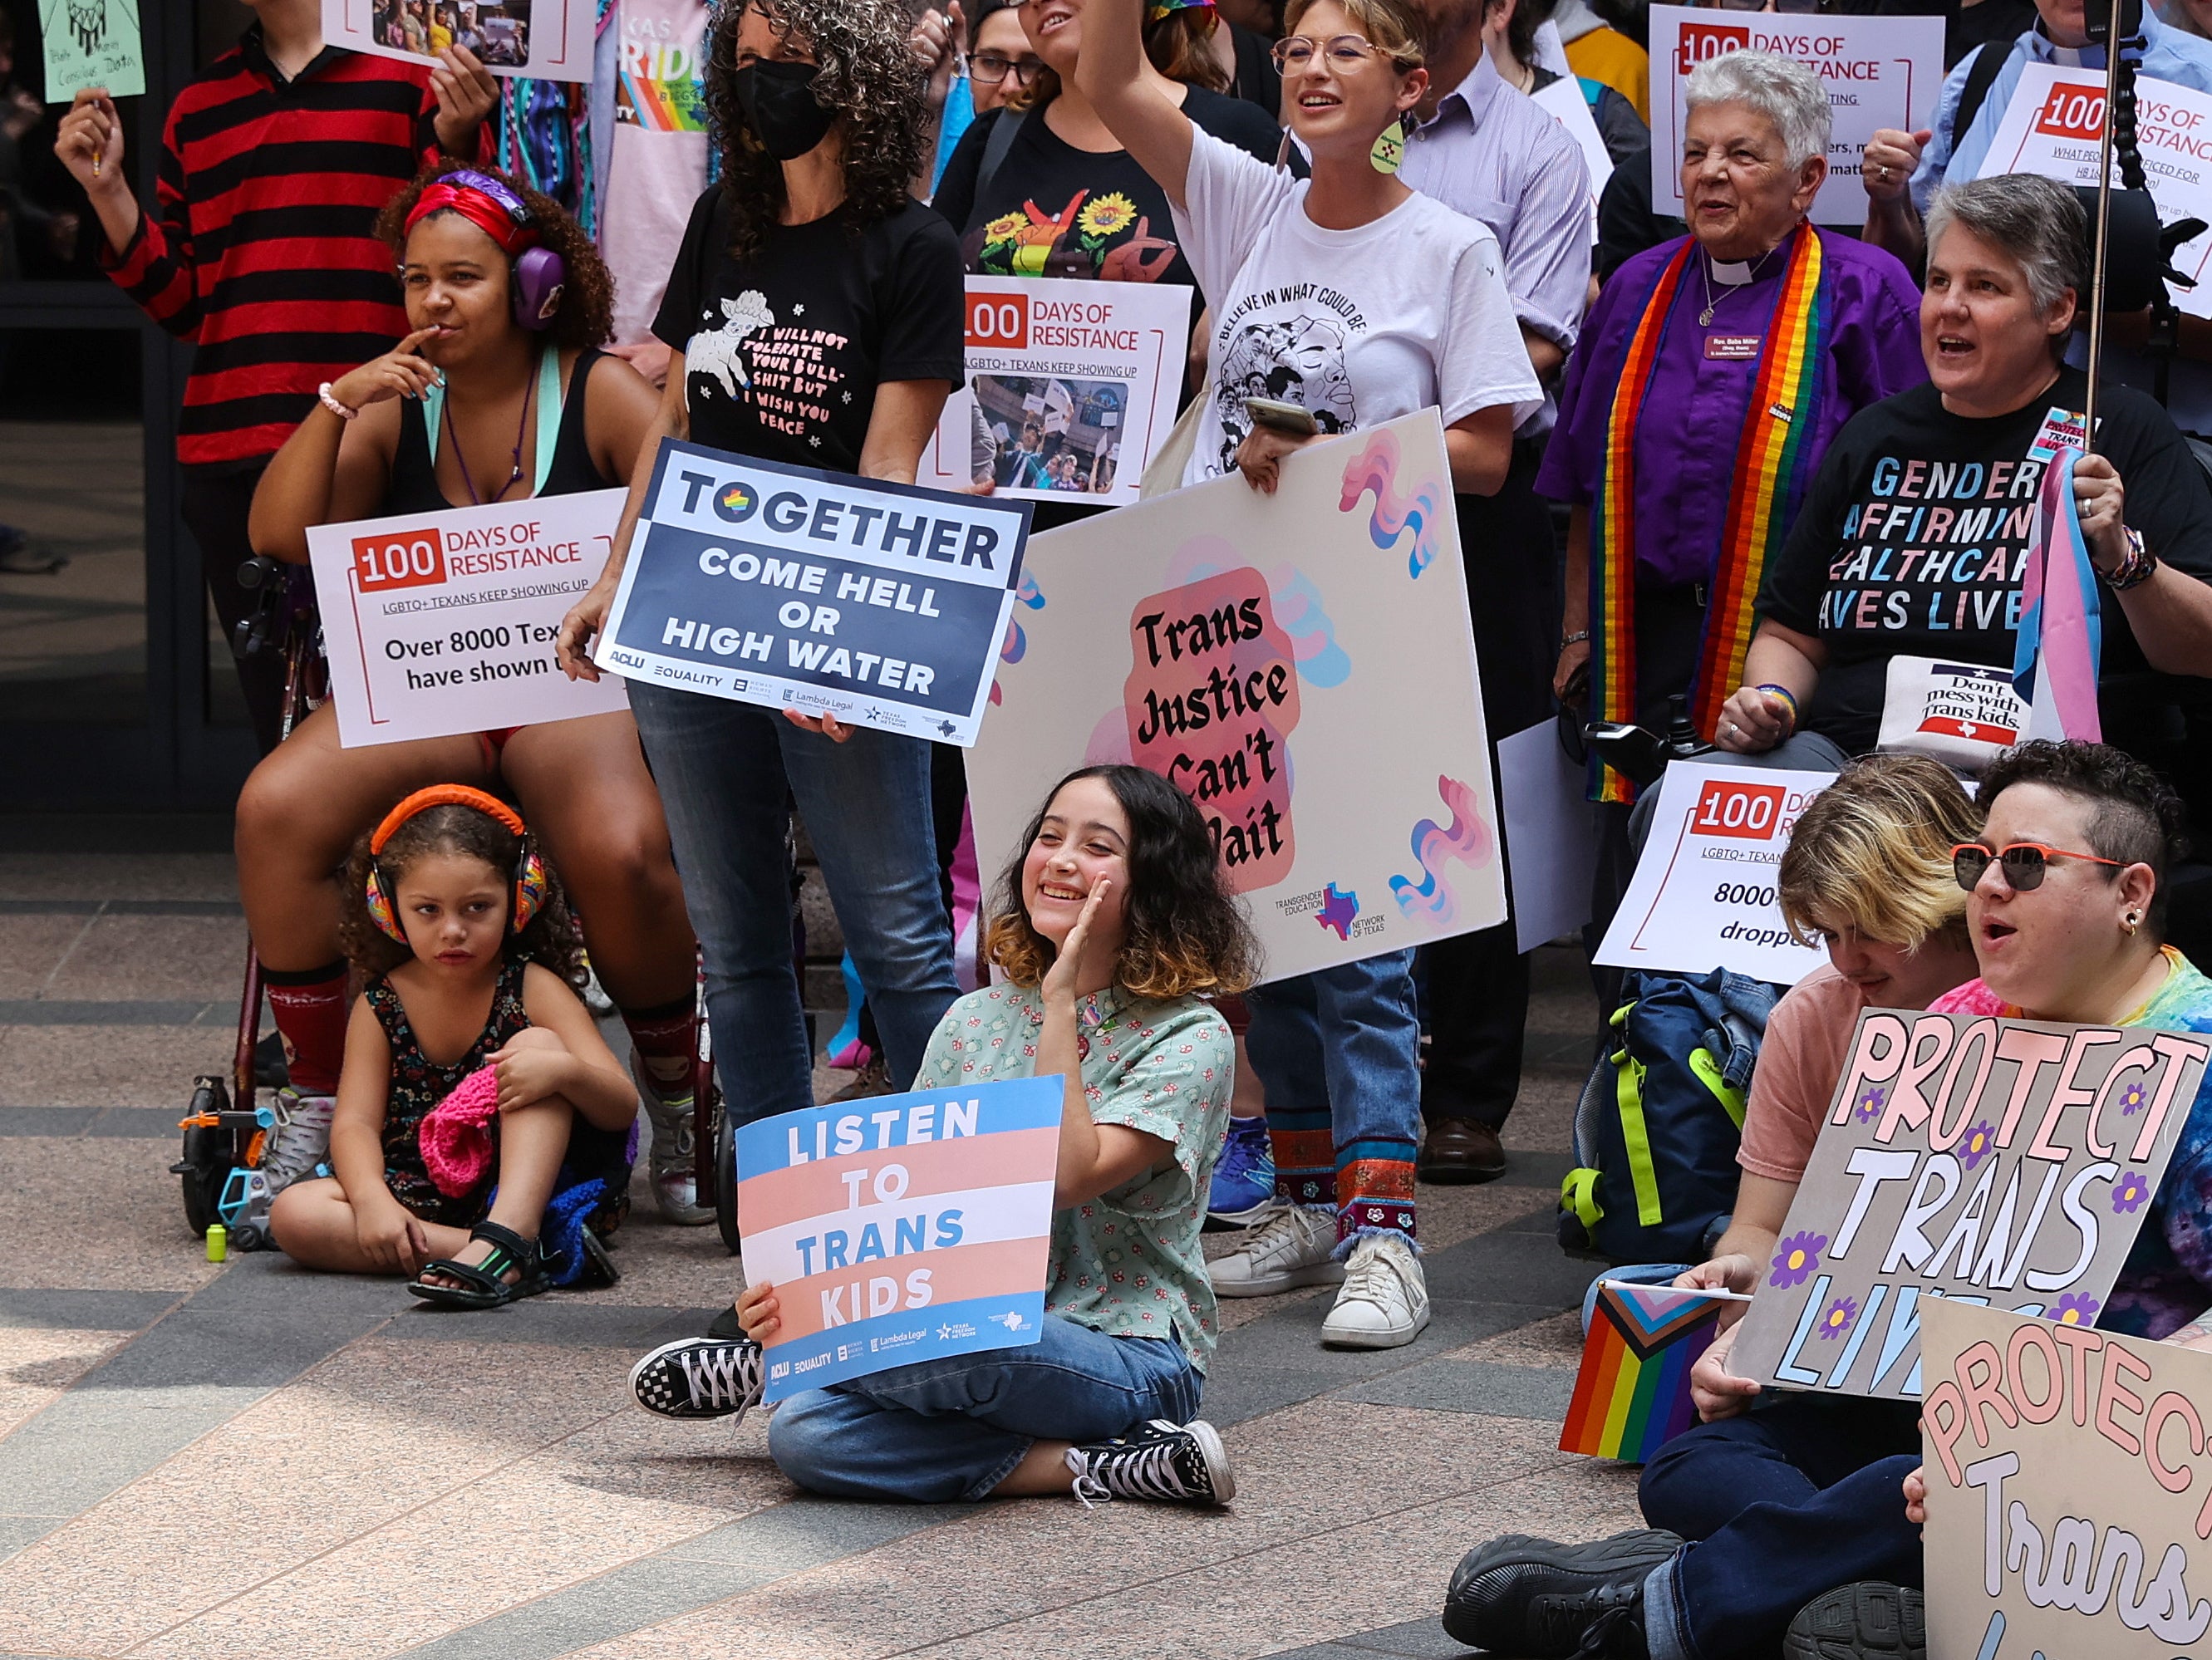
[1243,396,1320,436]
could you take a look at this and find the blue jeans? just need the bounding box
[1638,1394,1924,1659]
[766,1316,1201,1501]
[1242,949,1423,1245]
[627,684,959,1122]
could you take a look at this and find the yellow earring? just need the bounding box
[1370,118,1406,175]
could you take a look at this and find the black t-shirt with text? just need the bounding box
[931,87,1286,344]
[653,189,965,475]
[1759,366,2212,754]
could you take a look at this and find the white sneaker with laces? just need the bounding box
[1207,1204,1343,1297]
[628,1337,764,1422]
[1320,1233,1430,1348]
[632,1049,712,1226]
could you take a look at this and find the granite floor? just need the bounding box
[0,846,1643,1659]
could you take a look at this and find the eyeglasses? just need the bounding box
[1271,33,1403,71]
[1950,842,2127,893]
[967,51,1044,86]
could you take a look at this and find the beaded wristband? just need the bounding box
[2103,528,2158,592]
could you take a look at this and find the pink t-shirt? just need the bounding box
[1737,964,1869,1183]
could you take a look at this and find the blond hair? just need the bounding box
[1777,754,1983,951]
[1283,0,1426,67]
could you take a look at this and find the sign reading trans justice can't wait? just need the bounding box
[593,440,1033,744]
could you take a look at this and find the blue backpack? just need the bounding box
[1559,969,1779,1265]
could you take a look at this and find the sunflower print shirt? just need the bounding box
[910,982,1235,1369]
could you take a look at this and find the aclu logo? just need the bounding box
[1676,20,1749,76]
[769,1361,790,1381]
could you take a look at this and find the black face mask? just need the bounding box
[732,59,837,161]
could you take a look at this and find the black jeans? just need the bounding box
[1639,1393,1924,1659]
[1418,444,1558,1131]
[180,462,288,754]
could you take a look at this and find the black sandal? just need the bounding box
[408,1220,551,1310]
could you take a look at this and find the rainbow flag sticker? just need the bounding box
[1559,1281,1740,1463]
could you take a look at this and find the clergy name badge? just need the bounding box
[1704,334,1762,361]
[2029,405,2094,462]
[594,440,1032,745]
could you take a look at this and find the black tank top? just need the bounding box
[387,347,615,512]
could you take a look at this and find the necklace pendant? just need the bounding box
[1698,306,1715,327]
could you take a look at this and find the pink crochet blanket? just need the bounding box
[419,1065,501,1197]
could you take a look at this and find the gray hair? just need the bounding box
[1923,173,2088,316]
[1684,51,1833,170]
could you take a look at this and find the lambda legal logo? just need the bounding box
[714,480,759,523]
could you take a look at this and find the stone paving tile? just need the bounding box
[563,1407,1642,1660]
[0,917,91,1000]
[0,1137,225,1292]
[0,854,239,904]
[41,915,251,1003]
[0,1327,133,1442]
[0,1027,235,1109]
[1457,1310,1584,1368]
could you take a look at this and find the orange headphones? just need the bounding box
[364,784,548,943]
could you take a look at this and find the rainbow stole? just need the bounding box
[1590,229,1832,803]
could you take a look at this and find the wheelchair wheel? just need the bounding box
[176,1122,233,1239]
[715,1101,741,1257]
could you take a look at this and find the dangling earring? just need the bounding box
[1370,117,1406,175]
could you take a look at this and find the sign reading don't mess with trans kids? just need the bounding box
[735,1077,1062,1402]
[594,440,1032,744]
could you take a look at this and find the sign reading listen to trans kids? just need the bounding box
[1728,1011,2210,1400]
[594,441,1032,745]
[735,1078,1061,1401]
[966,410,1506,984]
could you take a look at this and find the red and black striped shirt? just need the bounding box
[100,32,473,469]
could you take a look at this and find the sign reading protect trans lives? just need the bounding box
[1594,760,1838,984]
[594,440,1032,745]
[307,489,632,747]
[736,1077,1061,1402]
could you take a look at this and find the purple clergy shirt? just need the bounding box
[1536,227,1928,587]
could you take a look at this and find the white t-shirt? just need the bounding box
[1172,127,1541,487]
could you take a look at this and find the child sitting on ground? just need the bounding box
[268,786,639,1309]
[627,764,1261,1507]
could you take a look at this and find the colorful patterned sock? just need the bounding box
[1266,1106,1335,1208]
[1335,1137,1418,1247]
[262,961,348,1094]
[619,996,696,1093]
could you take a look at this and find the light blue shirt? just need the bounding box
[1914,12,2212,434]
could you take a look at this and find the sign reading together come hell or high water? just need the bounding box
[964,409,1506,983]
[1729,1010,2210,1400]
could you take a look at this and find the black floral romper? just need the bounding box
[368,956,532,1229]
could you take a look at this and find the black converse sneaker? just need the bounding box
[1064,1419,1235,1508]
[1783,1583,1926,1660]
[628,1337,764,1422]
[1443,1529,1683,1657]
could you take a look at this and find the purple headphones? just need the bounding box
[405,168,568,331]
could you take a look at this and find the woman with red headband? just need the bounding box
[236,167,714,1230]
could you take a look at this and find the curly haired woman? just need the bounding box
[559,0,968,1134]
[239,166,705,1225]
[627,766,1261,1508]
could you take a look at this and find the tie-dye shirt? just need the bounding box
[1933,947,2212,1338]
[911,983,1234,1368]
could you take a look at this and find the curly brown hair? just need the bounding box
[338,799,587,989]
[986,765,1261,1002]
[375,165,616,351]
[706,0,928,263]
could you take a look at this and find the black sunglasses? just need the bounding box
[1951,841,2126,893]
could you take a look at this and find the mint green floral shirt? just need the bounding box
[912,982,1234,1369]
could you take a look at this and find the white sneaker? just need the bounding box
[632,1049,712,1226]
[1207,1205,1344,1297]
[1320,1234,1431,1349]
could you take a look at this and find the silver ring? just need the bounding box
[1726,720,1739,736]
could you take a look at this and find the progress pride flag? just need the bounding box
[736,1077,1062,1401]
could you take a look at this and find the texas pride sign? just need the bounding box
[735,1078,1061,1402]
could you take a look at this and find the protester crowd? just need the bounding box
[42,0,2212,1648]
